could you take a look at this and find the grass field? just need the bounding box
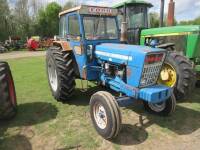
[0,56,200,150]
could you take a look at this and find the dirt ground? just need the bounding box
[0,51,46,60]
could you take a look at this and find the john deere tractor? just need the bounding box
[46,5,176,139]
[114,0,198,100]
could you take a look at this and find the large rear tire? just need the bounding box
[90,91,121,139]
[158,52,196,100]
[0,62,17,120]
[46,46,76,102]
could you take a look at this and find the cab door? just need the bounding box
[67,13,87,79]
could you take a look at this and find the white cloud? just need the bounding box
[196,1,200,6]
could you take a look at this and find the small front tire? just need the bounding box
[90,91,121,139]
[143,94,176,116]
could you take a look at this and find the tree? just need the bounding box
[11,0,32,39]
[179,16,200,25]
[0,0,11,41]
[35,2,61,37]
[149,12,160,28]
[63,1,75,10]
[149,12,177,28]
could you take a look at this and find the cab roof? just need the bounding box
[59,5,118,17]
[113,0,153,8]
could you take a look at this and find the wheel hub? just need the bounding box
[159,63,177,87]
[48,59,58,92]
[160,70,170,81]
[148,101,166,112]
[93,104,107,129]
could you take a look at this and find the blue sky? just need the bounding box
[9,0,200,21]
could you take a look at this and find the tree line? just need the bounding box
[149,12,200,28]
[0,0,75,41]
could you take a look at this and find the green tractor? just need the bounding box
[113,0,199,100]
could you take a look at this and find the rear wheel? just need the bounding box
[90,91,121,139]
[158,52,196,100]
[0,62,17,120]
[46,46,76,102]
[143,94,176,116]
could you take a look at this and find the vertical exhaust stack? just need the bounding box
[167,0,175,26]
[120,22,128,42]
[160,0,165,27]
[120,5,128,42]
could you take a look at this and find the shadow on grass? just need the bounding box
[177,86,200,103]
[65,86,106,106]
[11,102,57,127]
[128,101,200,135]
[111,124,148,145]
[0,135,32,150]
[0,102,57,149]
[185,87,200,103]
[0,102,58,137]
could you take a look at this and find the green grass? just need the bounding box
[0,56,200,150]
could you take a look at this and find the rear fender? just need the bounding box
[53,41,72,51]
[53,41,80,78]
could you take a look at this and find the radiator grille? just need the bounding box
[140,53,165,87]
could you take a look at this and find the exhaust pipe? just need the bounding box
[120,22,128,42]
[120,5,128,42]
[167,0,175,26]
[160,0,165,27]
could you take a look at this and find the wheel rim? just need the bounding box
[93,103,107,129]
[148,101,166,112]
[48,59,58,92]
[158,63,177,87]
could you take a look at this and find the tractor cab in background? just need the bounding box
[114,0,152,44]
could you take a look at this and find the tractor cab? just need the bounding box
[57,5,121,80]
[113,0,152,44]
[59,5,120,43]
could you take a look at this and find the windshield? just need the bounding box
[126,6,148,28]
[83,16,118,40]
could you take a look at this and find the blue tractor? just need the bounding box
[46,5,176,139]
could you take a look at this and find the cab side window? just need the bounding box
[59,15,67,37]
[68,15,80,36]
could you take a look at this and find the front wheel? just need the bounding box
[143,94,176,116]
[90,91,121,139]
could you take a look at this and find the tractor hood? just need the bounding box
[141,25,200,37]
[95,43,166,87]
[95,43,165,66]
